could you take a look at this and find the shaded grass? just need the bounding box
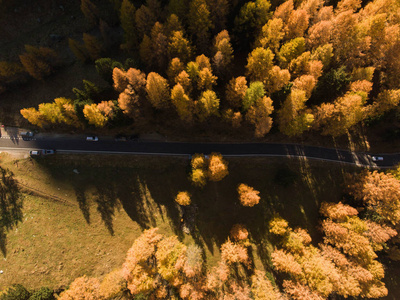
[0,154,358,290]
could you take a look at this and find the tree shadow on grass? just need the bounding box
[92,182,120,235]
[0,167,22,257]
[74,186,90,224]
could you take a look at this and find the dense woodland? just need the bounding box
[0,0,398,140]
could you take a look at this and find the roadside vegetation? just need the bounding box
[0,0,399,151]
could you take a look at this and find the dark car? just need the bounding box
[115,135,128,142]
[20,131,34,137]
[129,134,139,141]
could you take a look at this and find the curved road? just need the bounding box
[0,130,399,168]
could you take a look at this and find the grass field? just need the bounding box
[0,153,361,290]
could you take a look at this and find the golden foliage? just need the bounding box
[251,270,283,300]
[59,276,101,300]
[208,153,229,181]
[99,269,127,299]
[320,202,358,222]
[175,191,191,206]
[225,76,248,109]
[146,72,170,109]
[348,171,400,224]
[171,83,194,123]
[220,239,249,265]
[269,217,289,235]
[245,96,274,137]
[112,67,128,93]
[237,183,260,207]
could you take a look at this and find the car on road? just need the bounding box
[129,134,139,141]
[372,156,384,161]
[86,136,98,141]
[115,135,128,142]
[30,149,55,156]
[20,131,34,137]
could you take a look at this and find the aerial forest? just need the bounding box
[0,0,397,141]
[1,0,400,299]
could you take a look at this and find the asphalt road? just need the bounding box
[0,132,399,168]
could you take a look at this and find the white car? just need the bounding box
[30,149,55,156]
[372,156,384,161]
[86,136,98,141]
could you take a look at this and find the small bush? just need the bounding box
[29,287,54,300]
[1,284,30,300]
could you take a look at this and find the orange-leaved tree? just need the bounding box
[237,184,260,207]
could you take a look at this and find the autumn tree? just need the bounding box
[196,90,220,121]
[175,191,191,206]
[331,9,371,68]
[68,38,89,63]
[207,0,230,32]
[135,3,157,39]
[234,0,271,47]
[122,228,163,296]
[167,57,185,84]
[167,0,189,22]
[278,37,306,69]
[19,45,59,80]
[99,269,128,299]
[230,224,249,242]
[168,31,193,63]
[20,108,46,128]
[83,104,107,128]
[251,271,283,300]
[190,153,208,188]
[348,171,400,225]
[243,81,265,112]
[59,276,101,300]
[164,14,184,38]
[198,68,217,91]
[171,83,194,123]
[264,66,290,94]
[278,88,314,136]
[246,96,274,137]
[126,68,147,94]
[188,0,213,52]
[286,9,309,40]
[319,202,396,298]
[175,70,192,94]
[246,47,274,82]
[311,44,334,69]
[313,92,365,136]
[225,76,248,109]
[21,98,79,128]
[0,61,27,92]
[307,20,333,50]
[257,18,285,53]
[120,0,138,52]
[83,33,103,61]
[213,30,234,77]
[292,75,317,98]
[208,153,229,181]
[118,87,141,120]
[81,0,100,26]
[238,183,260,207]
[146,72,170,109]
[195,54,212,70]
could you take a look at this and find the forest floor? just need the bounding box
[0,152,360,290]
